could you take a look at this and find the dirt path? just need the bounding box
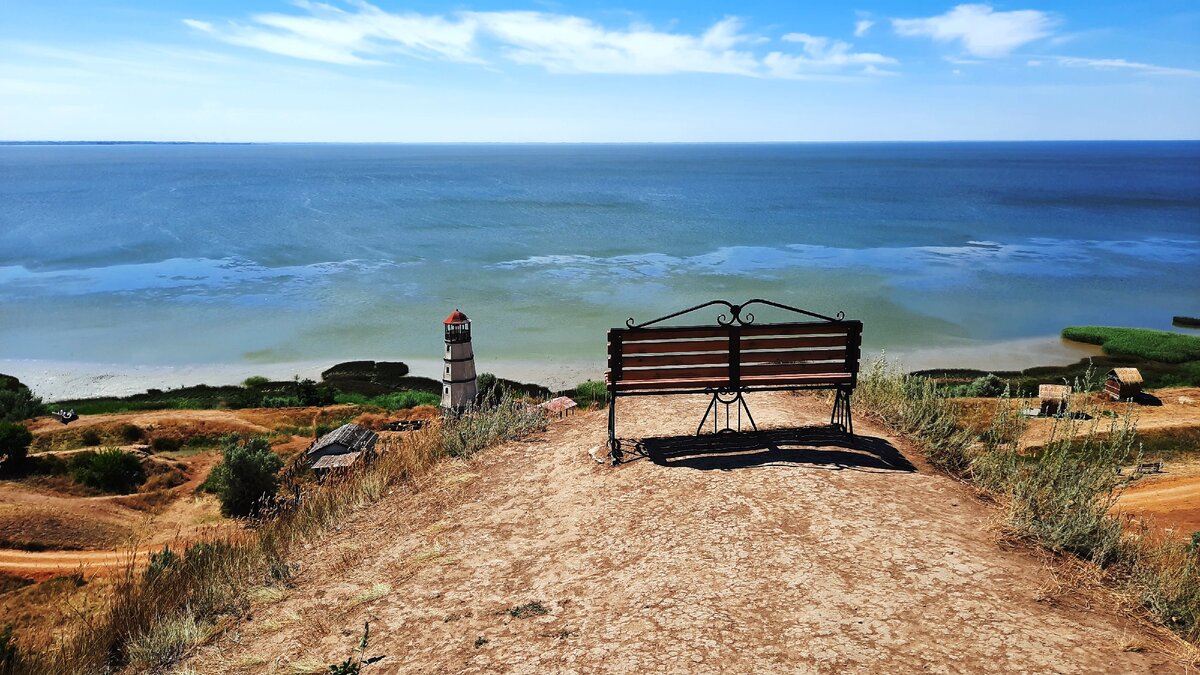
[189,392,1171,673]
[0,449,229,576]
[1118,459,1200,535]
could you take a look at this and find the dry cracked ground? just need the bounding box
[189,392,1179,674]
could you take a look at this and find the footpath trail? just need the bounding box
[193,392,1170,674]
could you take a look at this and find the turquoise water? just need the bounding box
[1,142,1198,373]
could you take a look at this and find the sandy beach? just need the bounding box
[2,334,1101,402]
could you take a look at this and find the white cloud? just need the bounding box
[1056,56,1200,77]
[182,19,213,33]
[183,2,893,79]
[469,12,759,75]
[892,4,1056,58]
[770,33,896,77]
[854,20,874,38]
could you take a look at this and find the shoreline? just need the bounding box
[1,335,1102,402]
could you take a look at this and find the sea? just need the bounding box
[1,142,1198,396]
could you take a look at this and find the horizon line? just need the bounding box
[3,139,1199,146]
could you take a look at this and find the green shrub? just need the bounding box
[572,380,607,408]
[261,396,302,408]
[241,376,269,389]
[119,423,145,443]
[1062,326,1200,363]
[0,385,43,424]
[0,423,33,471]
[205,438,283,517]
[294,378,334,407]
[332,390,440,410]
[70,449,147,494]
[150,437,183,453]
[144,545,179,582]
[80,429,101,446]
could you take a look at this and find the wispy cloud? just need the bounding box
[183,2,893,78]
[1055,56,1200,77]
[892,4,1056,58]
[768,33,896,78]
[854,19,874,38]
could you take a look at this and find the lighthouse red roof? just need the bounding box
[443,309,470,325]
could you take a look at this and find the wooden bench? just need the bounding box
[605,299,862,463]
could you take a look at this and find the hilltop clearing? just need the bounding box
[189,392,1172,674]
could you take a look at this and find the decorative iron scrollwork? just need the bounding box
[625,298,845,329]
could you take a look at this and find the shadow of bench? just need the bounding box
[635,426,915,472]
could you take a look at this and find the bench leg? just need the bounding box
[607,393,622,464]
[697,389,757,436]
[831,387,854,436]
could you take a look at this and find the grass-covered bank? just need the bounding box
[917,326,1200,394]
[855,357,1200,647]
[0,396,548,674]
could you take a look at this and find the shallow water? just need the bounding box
[2,142,1198,391]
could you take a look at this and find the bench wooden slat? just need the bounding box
[741,336,854,351]
[615,335,859,356]
[741,362,850,377]
[619,339,730,355]
[615,321,860,342]
[619,365,733,382]
[622,347,848,369]
[739,348,848,365]
[622,352,733,368]
[610,373,853,391]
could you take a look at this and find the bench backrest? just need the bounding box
[607,320,862,393]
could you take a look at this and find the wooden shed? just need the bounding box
[306,423,378,475]
[1038,384,1072,416]
[1104,368,1143,401]
[538,396,578,418]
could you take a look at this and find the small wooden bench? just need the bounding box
[605,299,862,463]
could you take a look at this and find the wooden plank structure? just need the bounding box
[1038,384,1072,416]
[539,396,578,418]
[1105,368,1143,401]
[307,423,378,475]
[605,299,862,463]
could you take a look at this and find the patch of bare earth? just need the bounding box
[188,392,1173,674]
[1117,459,1200,536]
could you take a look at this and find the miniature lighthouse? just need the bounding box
[441,309,478,410]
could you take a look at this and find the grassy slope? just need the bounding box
[916,327,1200,394]
[1061,327,1200,363]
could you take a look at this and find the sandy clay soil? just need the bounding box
[1118,459,1200,537]
[187,392,1181,674]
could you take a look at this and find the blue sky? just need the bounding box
[2,1,1198,141]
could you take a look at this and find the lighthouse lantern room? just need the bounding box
[441,309,477,410]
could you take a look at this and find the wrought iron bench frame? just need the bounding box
[605,299,862,464]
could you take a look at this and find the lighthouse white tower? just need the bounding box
[441,309,477,411]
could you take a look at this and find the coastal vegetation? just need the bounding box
[918,326,1200,395]
[1061,326,1200,363]
[68,449,146,494]
[0,393,548,674]
[857,357,1199,645]
[0,377,41,425]
[0,425,32,471]
[570,379,608,409]
[202,438,284,517]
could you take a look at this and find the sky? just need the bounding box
[1,1,1198,142]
